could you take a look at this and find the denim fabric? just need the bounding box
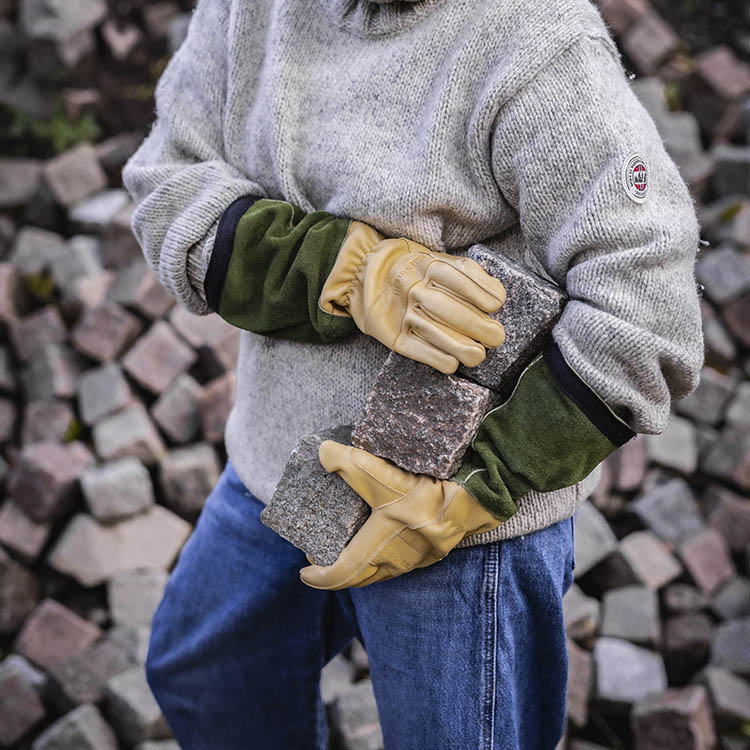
[146,459,575,750]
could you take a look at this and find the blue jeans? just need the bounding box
[146,459,575,750]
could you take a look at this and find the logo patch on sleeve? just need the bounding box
[621,152,648,203]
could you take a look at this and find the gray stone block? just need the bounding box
[108,569,168,629]
[632,478,704,545]
[158,443,221,519]
[47,639,132,712]
[260,426,370,566]
[456,244,566,391]
[601,585,660,646]
[594,637,667,707]
[77,362,132,426]
[81,457,155,522]
[352,352,496,478]
[329,679,384,750]
[32,703,117,750]
[104,666,171,746]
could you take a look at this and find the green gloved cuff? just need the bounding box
[204,196,359,343]
[453,339,636,520]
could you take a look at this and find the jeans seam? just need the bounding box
[481,542,500,750]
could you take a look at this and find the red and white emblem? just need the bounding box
[621,152,648,203]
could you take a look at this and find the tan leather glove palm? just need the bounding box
[319,221,506,374]
[299,441,502,590]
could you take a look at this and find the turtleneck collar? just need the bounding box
[318,0,448,39]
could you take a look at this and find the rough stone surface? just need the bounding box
[563,584,601,641]
[9,305,67,363]
[47,639,131,711]
[621,12,680,74]
[619,531,683,590]
[455,244,566,390]
[693,666,750,725]
[21,400,77,444]
[108,568,168,629]
[632,478,704,544]
[329,679,384,750]
[199,370,235,443]
[664,584,709,615]
[601,585,660,646]
[711,577,750,620]
[701,425,750,491]
[104,666,171,746]
[679,527,736,596]
[664,614,714,684]
[567,639,593,728]
[80,457,154,522]
[261,426,370,566]
[0,670,46,745]
[7,441,95,521]
[46,506,190,587]
[645,415,698,474]
[108,260,174,319]
[8,226,66,275]
[0,500,51,563]
[21,343,84,401]
[352,352,495,478]
[632,685,716,750]
[711,618,750,676]
[695,248,750,306]
[122,320,196,394]
[71,302,142,362]
[0,546,39,635]
[0,654,47,694]
[721,291,750,349]
[77,361,132,425]
[68,189,129,232]
[321,653,356,706]
[675,366,737,424]
[14,598,101,671]
[92,403,166,465]
[31,703,117,750]
[150,373,202,443]
[43,144,108,208]
[0,158,42,209]
[695,46,750,100]
[725,382,750,428]
[158,443,220,518]
[594,637,667,707]
[573,501,618,577]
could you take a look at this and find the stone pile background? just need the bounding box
[0,0,748,748]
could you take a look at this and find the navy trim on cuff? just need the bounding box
[543,341,636,446]
[204,195,260,312]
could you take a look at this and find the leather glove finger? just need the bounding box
[404,309,487,368]
[413,285,506,348]
[425,257,506,313]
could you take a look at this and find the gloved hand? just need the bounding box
[299,441,502,590]
[318,221,507,374]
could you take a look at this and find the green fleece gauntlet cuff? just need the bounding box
[204,196,359,343]
[453,340,636,520]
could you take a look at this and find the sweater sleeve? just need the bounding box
[489,34,704,436]
[121,0,266,316]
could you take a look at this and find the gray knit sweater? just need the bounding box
[122,0,704,546]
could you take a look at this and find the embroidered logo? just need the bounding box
[621,152,648,203]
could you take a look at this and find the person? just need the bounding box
[122,0,703,747]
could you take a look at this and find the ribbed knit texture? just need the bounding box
[122,0,703,546]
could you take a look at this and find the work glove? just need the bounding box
[318,220,507,374]
[298,441,502,590]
